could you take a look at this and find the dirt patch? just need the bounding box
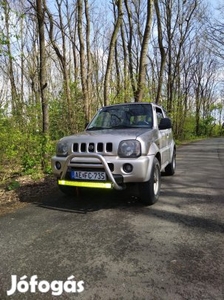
[0,175,57,216]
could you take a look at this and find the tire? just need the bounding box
[139,157,161,205]
[164,149,176,176]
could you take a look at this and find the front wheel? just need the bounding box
[138,157,161,205]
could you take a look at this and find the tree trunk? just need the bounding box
[124,0,136,100]
[44,1,74,131]
[84,0,93,120]
[36,0,49,170]
[77,0,89,121]
[4,1,19,117]
[103,0,123,106]
[154,0,167,104]
[135,0,154,102]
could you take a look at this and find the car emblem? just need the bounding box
[88,144,94,151]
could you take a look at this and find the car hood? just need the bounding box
[58,128,158,156]
[61,128,153,141]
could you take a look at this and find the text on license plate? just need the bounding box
[71,170,106,181]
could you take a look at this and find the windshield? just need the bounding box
[86,104,153,130]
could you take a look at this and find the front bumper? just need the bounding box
[51,153,154,190]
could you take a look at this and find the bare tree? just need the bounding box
[77,0,88,121]
[135,0,154,102]
[2,1,19,116]
[124,0,136,99]
[36,0,48,134]
[193,50,217,135]
[206,3,224,61]
[84,0,93,120]
[43,0,75,131]
[154,0,166,104]
[103,0,123,106]
[35,0,49,170]
[0,0,221,145]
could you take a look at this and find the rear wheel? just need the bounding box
[139,157,161,205]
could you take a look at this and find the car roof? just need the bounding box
[103,102,161,109]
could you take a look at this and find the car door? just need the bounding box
[156,107,170,166]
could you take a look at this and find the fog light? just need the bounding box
[55,161,61,170]
[123,163,133,173]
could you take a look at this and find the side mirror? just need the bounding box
[159,118,172,130]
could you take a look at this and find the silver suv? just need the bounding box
[51,102,176,205]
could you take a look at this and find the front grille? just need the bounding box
[73,142,113,153]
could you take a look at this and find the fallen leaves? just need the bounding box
[0,175,57,216]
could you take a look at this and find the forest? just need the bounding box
[0,0,223,180]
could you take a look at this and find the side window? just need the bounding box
[156,107,164,126]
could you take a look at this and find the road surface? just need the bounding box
[0,138,223,300]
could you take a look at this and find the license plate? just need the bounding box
[71,170,106,181]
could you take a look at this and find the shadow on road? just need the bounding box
[9,175,140,210]
[31,188,143,214]
[13,172,224,235]
[145,206,224,234]
[12,175,144,213]
[16,182,224,235]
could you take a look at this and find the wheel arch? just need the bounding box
[155,152,161,167]
[144,152,161,182]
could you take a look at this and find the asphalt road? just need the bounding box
[0,138,223,300]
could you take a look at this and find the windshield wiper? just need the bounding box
[87,125,134,130]
[110,125,134,129]
[110,125,131,129]
[86,126,108,131]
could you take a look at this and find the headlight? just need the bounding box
[118,140,141,158]
[56,141,69,157]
